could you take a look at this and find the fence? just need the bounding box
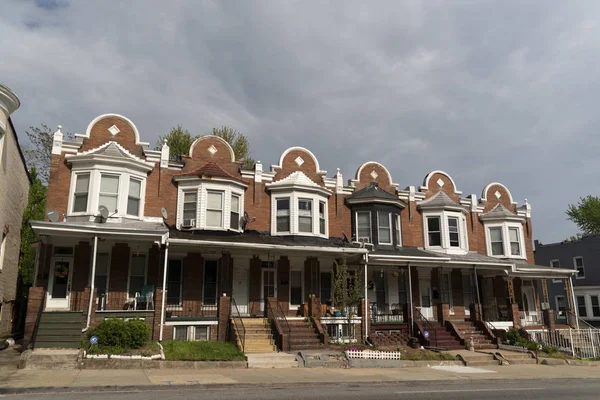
[346,349,401,360]
[527,328,600,359]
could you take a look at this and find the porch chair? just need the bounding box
[134,285,154,310]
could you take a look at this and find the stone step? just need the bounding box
[246,353,298,368]
[505,358,536,365]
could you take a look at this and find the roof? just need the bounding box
[179,161,240,180]
[346,182,404,207]
[265,171,331,196]
[8,117,32,184]
[370,247,446,258]
[480,203,524,221]
[444,252,514,265]
[418,191,466,212]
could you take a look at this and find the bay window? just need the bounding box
[206,191,223,228]
[378,212,392,244]
[276,198,291,233]
[423,211,468,252]
[298,199,313,233]
[99,174,119,212]
[271,193,329,237]
[72,173,90,213]
[356,211,371,242]
[127,178,142,216]
[485,223,525,259]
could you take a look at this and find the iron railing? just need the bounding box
[414,307,438,347]
[371,303,405,324]
[482,304,511,322]
[566,310,595,330]
[231,298,246,352]
[31,290,47,350]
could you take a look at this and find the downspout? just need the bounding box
[569,276,579,330]
[363,253,369,342]
[85,235,98,330]
[159,242,169,341]
[407,262,413,337]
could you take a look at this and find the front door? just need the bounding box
[418,278,433,320]
[261,268,277,312]
[47,259,73,310]
[522,283,538,323]
[232,265,249,315]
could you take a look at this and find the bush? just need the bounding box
[127,319,151,349]
[85,318,150,351]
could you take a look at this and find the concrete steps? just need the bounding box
[35,312,83,349]
[459,352,501,366]
[288,320,322,350]
[502,353,537,365]
[246,352,299,368]
[233,318,277,353]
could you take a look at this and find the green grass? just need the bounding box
[84,341,161,356]
[401,349,457,361]
[162,341,245,361]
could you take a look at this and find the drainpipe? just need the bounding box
[85,235,98,330]
[364,253,369,342]
[407,262,413,337]
[569,276,579,330]
[159,242,169,341]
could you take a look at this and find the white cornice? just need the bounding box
[0,84,20,116]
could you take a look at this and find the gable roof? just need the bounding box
[181,161,238,179]
[346,182,405,208]
[266,171,331,196]
[480,203,525,222]
[418,191,466,213]
[66,140,155,171]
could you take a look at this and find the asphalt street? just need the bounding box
[3,379,600,400]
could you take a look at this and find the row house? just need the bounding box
[26,114,574,350]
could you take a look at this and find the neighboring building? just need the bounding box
[26,113,572,350]
[0,84,31,337]
[535,236,600,328]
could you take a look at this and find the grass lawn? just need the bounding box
[162,341,245,361]
[84,341,161,356]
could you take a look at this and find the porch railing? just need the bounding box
[566,310,595,330]
[482,305,511,322]
[31,290,47,350]
[371,303,405,324]
[230,298,246,352]
[165,303,218,319]
[267,297,290,351]
[528,328,600,359]
[414,307,438,348]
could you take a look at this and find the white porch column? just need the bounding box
[364,254,369,342]
[407,262,413,337]
[86,235,98,330]
[159,243,169,341]
[569,276,579,329]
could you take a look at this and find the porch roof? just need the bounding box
[30,220,169,244]
[511,263,576,279]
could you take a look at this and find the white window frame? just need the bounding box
[230,194,241,231]
[377,211,392,245]
[182,190,198,227]
[574,256,585,279]
[422,211,468,253]
[550,259,561,283]
[71,172,91,215]
[275,197,291,234]
[173,325,210,341]
[206,190,224,229]
[289,269,304,308]
[127,252,148,300]
[484,222,526,259]
[126,177,143,217]
[395,214,402,247]
[176,182,244,232]
[555,295,566,317]
[99,173,120,213]
[319,201,326,235]
[298,198,313,233]
[591,295,600,318]
[447,216,460,248]
[270,191,329,238]
[355,211,372,242]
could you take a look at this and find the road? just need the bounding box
[2,379,600,400]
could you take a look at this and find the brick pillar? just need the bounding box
[24,287,45,342]
[153,289,166,340]
[510,303,520,329]
[469,303,481,322]
[437,303,450,324]
[217,295,231,342]
[544,309,555,331]
[309,296,322,318]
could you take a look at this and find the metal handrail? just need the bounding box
[231,298,245,352]
[414,307,438,347]
[566,310,595,330]
[31,290,47,350]
[275,301,291,339]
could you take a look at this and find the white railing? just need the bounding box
[346,349,401,360]
[528,328,600,359]
[520,311,542,326]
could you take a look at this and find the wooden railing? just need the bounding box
[231,298,246,352]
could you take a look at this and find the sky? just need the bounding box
[2,0,599,244]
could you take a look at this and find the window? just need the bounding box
[319,201,326,235]
[183,192,197,222]
[203,260,219,305]
[574,257,585,279]
[320,272,332,302]
[298,199,313,233]
[73,173,90,213]
[509,227,521,256]
[555,295,566,316]
[378,212,391,244]
[99,174,119,212]
[489,227,504,256]
[206,191,223,228]
[167,260,183,306]
[173,325,209,341]
[592,296,600,317]
[448,217,460,247]
[0,233,6,271]
[276,198,291,233]
[290,270,303,305]
[94,253,110,303]
[551,260,561,283]
[427,216,441,246]
[128,254,146,298]
[127,178,142,216]
[356,212,371,241]
[230,194,240,230]
[577,296,587,317]
[395,215,402,247]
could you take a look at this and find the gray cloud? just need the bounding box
[2,0,599,244]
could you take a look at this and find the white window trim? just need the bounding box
[67,168,147,219]
[126,252,148,300]
[574,256,585,279]
[297,197,314,234]
[289,268,304,308]
[99,173,120,213]
[206,190,224,229]
[483,222,526,260]
[319,201,327,235]
[176,181,244,232]
[572,290,600,320]
[270,190,329,238]
[550,259,561,283]
[395,214,402,247]
[126,177,143,217]
[355,211,372,243]
[422,211,469,254]
[377,211,393,245]
[231,193,241,231]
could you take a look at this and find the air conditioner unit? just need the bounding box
[358,237,371,244]
[181,218,195,228]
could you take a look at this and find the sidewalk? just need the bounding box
[1,364,599,392]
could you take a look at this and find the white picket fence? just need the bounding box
[528,329,600,359]
[345,349,401,360]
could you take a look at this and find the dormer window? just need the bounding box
[418,191,468,253]
[377,211,392,244]
[480,203,526,259]
[276,198,291,233]
[72,173,90,213]
[356,211,371,242]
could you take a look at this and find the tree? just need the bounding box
[155,125,197,162]
[566,195,600,236]
[211,126,255,170]
[17,167,47,298]
[332,258,364,315]
[23,124,54,185]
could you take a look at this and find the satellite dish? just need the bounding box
[98,206,109,220]
[241,211,250,231]
[161,207,168,220]
[47,210,59,222]
[243,211,249,223]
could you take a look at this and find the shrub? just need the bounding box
[127,319,151,349]
[86,318,150,350]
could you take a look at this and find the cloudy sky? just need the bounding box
[2,0,599,244]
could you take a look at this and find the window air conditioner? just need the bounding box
[358,237,371,244]
[181,218,195,228]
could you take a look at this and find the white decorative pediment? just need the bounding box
[66,141,154,172]
[266,171,331,196]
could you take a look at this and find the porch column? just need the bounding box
[569,276,579,329]
[159,243,169,341]
[85,235,98,330]
[507,277,520,328]
[407,263,413,337]
[363,254,369,342]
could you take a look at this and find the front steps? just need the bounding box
[500,352,537,365]
[288,320,322,350]
[450,321,496,350]
[459,352,501,366]
[234,318,276,353]
[35,312,83,349]
[246,352,299,368]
